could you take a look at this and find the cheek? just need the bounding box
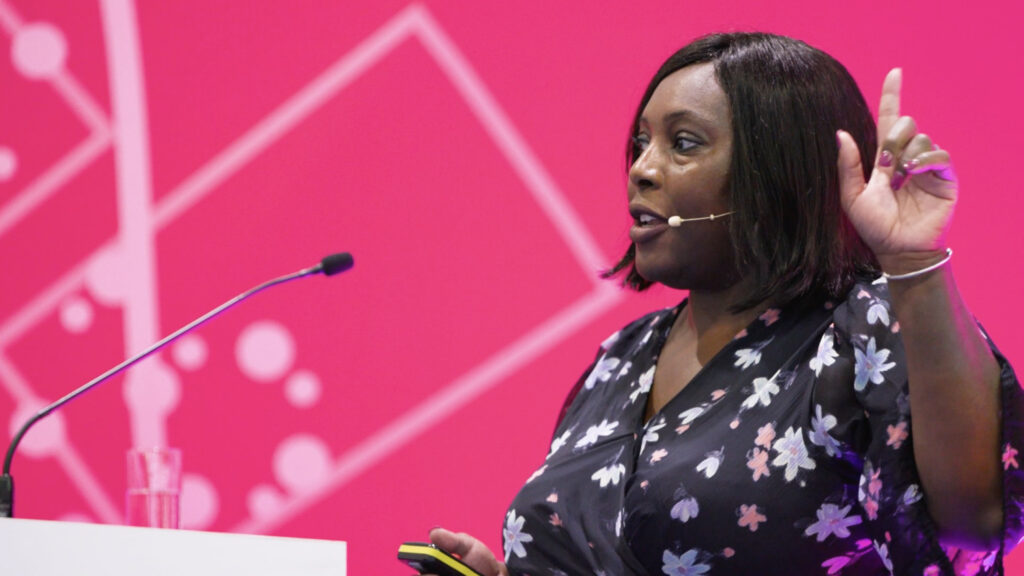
[670,183,730,217]
[701,156,732,207]
[667,162,732,216]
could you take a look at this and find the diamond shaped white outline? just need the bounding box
[0,2,626,530]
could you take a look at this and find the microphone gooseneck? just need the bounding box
[667,211,735,228]
[0,252,353,518]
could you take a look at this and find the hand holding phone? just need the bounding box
[398,542,484,576]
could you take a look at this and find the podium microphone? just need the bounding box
[0,252,354,518]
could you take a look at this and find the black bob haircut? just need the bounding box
[605,32,881,310]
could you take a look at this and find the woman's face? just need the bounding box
[628,62,737,292]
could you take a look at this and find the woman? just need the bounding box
[428,33,1023,575]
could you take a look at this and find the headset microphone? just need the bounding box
[667,211,735,228]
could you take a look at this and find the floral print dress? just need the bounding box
[504,278,1024,575]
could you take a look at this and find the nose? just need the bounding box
[628,144,662,192]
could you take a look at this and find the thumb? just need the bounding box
[836,129,868,213]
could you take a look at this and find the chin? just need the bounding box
[634,259,689,290]
[635,257,739,293]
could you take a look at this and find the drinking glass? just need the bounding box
[125,447,181,529]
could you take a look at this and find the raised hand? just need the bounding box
[836,69,957,262]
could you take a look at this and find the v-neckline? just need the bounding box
[638,298,762,428]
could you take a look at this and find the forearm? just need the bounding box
[882,251,1003,548]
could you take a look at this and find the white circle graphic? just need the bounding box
[0,147,17,181]
[59,296,94,333]
[273,434,331,494]
[84,245,126,306]
[247,484,284,518]
[172,334,208,371]
[235,320,295,382]
[285,370,321,408]
[181,473,219,530]
[12,23,67,79]
[123,359,181,415]
[9,402,66,457]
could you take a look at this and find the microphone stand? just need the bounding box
[0,252,353,518]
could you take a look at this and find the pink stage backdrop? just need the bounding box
[2,1,1023,573]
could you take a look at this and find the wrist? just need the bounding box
[879,248,952,281]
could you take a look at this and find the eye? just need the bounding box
[631,134,650,153]
[674,134,701,153]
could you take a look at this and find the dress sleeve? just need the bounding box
[833,279,1024,575]
[936,329,1024,575]
[552,308,670,436]
[552,323,630,436]
[988,326,1024,565]
[553,344,604,436]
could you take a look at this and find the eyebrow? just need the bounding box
[639,109,715,129]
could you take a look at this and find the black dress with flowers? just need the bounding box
[503,278,1024,576]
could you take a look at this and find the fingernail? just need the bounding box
[879,150,893,167]
[835,130,843,148]
[891,171,906,190]
[903,159,919,173]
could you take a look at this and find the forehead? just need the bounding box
[641,62,730,127]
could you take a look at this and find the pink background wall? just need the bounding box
[2,1,1023,573]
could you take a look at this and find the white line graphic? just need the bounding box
[0,256,90,347]
[55,444,120,523]
[100,0,166,449]
[0,0,112,240]
[0,0,121,521]
[0,352,121,521]
[154,6,419,228]
[51,72,112,134]
[0,353,35,405]
[0,2,625,528]
[410,7,608,276]
[0,132,111,239]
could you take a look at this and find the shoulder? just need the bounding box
[554,305,677,433]
[832,276,896,336]
[831,277,904,366]
[826,277,909,415]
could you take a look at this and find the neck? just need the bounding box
[676,282,766,364]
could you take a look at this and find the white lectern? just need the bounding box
[0,518,347,575]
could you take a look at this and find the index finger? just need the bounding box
[877,68,902,152]
[430,527,472,557]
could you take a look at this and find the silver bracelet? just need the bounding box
[881,248,953,281]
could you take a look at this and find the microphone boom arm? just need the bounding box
[0,253,351,518]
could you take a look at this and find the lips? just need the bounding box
[628,204,670,244]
